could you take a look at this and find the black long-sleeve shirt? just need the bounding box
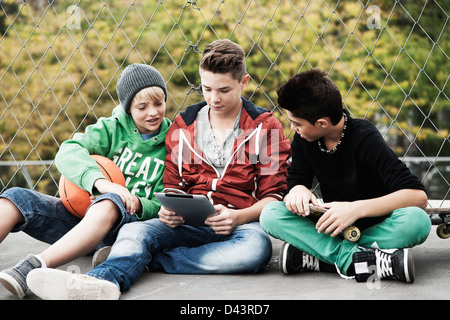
[287,110,425,229]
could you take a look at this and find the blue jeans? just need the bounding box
[87,219,272,292]
[0,187,138,248]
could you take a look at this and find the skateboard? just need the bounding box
[425,207,450,239]
[308,205,361,242]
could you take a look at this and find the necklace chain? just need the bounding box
[317,112,347,154]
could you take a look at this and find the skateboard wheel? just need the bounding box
[343,226,360,242]
[436,224,450,239]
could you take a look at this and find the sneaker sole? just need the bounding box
[279,242,290,275]
[27,268,120,300]
[403,248,415,283]
[0,272,26,299]
[92,246,112,268]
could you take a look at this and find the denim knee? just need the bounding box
[212,222,272,274]
[111,221,150,256]
[242,224,273,272]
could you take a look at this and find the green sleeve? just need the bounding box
[55,118,113,194]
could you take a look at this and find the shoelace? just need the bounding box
[10,257,38,279]
[375,250,393,278]
[302,253,320,271]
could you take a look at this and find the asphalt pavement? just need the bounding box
[0,224,449,302]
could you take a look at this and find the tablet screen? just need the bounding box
[154,192,218,226]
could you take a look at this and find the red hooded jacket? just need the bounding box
[163,98,291,210]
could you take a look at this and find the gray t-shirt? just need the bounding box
[195,105,242,176]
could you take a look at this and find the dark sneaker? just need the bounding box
[278,242,336,274]
[27,268,120,300]
[0,254,43,298]
[352,247,415,283]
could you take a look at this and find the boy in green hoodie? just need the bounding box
[0,64,170,299]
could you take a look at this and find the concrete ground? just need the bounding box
[0,225,449,301]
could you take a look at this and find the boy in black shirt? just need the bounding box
[260,69,431,283]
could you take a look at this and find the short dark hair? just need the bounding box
[276,68,343,125]
[200,39,247,81]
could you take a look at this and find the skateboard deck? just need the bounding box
[306,205,450,241]
[308,205,361,242]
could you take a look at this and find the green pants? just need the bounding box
[260,201,431,275]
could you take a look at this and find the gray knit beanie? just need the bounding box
[116,63,167,114]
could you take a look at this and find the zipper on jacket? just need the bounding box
[177,123,263,181]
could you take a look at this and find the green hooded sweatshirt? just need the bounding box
[55,105,171,220]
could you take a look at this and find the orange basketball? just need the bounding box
[59,155,126,218]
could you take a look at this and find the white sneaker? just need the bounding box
[26,268,120,300]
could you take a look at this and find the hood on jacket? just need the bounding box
[112,105,171,144]
[176,97,273,129]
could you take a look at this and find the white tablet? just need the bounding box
[154,192,218,226]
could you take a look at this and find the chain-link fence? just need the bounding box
[0,0,449,206]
